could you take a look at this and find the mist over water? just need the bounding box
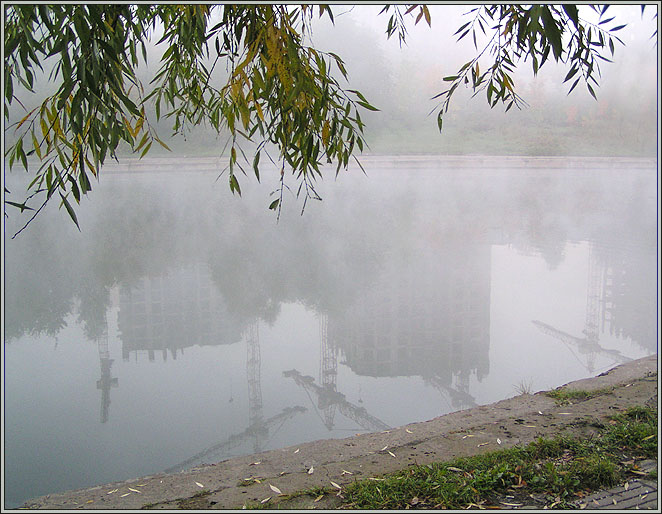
[3,155,657,508]
[3,3,659,510]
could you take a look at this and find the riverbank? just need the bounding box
[18,354,657,511]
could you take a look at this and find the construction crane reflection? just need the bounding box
[96,314,118,424]
[533,242,632,373]
[165,320,306,473]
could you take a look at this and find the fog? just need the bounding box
[5,4,658,159]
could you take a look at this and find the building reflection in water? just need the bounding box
[117,263,243,362]
[330,239,491,411]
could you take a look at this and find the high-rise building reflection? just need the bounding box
[117,264,242,361]
[330,241,491,409]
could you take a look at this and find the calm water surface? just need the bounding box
[3,156,658,508]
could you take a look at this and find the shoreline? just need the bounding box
[17,354,658,511]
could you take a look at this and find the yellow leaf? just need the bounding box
[423,5,431,26]
[322,121,330,146]
[255,101,264,122]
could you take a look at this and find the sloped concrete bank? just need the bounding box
[20,355,658,510]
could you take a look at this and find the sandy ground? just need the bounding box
[18,354,657,510]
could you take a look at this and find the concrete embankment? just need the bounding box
[20,355,658,510]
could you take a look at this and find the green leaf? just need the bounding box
[59,193,80,230]
[563,67,579,83]
[269,198,280,210]
[6,200,35,212]
[253,151,261,182]
[229,174,241,196]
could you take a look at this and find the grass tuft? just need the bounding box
[545,387,612,405]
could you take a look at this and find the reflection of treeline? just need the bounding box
[4,165,657,354]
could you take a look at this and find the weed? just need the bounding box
[514,378,533,395]
[341,406,656,509]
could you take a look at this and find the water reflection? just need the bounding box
[3,157,657,507]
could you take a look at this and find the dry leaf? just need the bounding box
[462,434,474,439]
[308,466,314,474]
[86,500,93,504]
[624,482,629,491]
[250,461,261,466]
[558,412,572,415]
[314,495,323,502]
[500,502,522,506]
[294,448,300,454]
[538,411,543,415]
[388,451,396,458]
[269,484,282,494]
[525,425,537,428]
[137,484,146,487]
[580,503,587,509]
[107,489,118,494]
[477,442,489,447]
[447,467,464,473]
[381,446,388,451]
[195,482,204,488]
[405,429,413,434]
[260,497,271,504]
[341,469,353,475]
[120,493,131,498]
[497,438,502,445]
[330,481,342,490]
[128,487,141,493]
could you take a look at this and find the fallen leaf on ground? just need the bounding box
[330,481,342,490]
[314,495,323,502]
[381,445,388,451]
[294,448,300,454]
[308,466,314,474]
[120,493,131,498]
[497,438,502,445]
[195,482,204,488]
[462,434,474,439]
[477,442,489,447]
[260,497,271,504]
[388,451,396,457]
[624,482,629,490]
[405,429,413,434]
[269,484,282,494]
[128,488,141,493]
[341,469,353,475]
[107,489,118,494]
[447,467,464,473]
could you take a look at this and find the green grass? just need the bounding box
[333,406,657,510]
[545,387,613,405]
